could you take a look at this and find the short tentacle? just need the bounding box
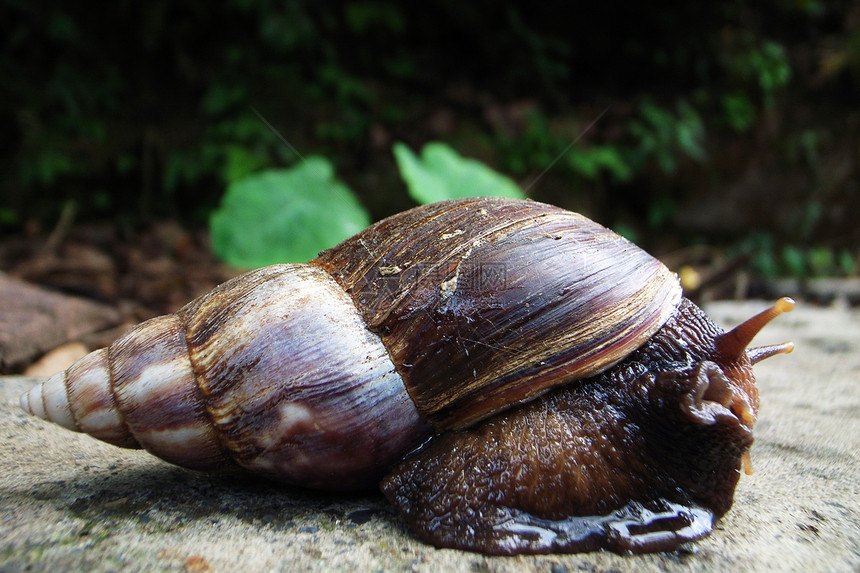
[748,341,795,364]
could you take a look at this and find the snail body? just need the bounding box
[20,197,793,555]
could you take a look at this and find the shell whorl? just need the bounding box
[21,264,428,489]
[316,197,683,429]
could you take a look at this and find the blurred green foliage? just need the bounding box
[1,0,857,278]
[628,100,707,175]
[209,157,371,267]
[745,233,857,279]
[393,142,525,204]
[213,142,524,266]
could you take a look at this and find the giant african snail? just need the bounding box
[19,197,794,555]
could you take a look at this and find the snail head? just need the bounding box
[663,298,794,431]
[619,298,793,519]
[629,297,794,482]
[710,298,795,426]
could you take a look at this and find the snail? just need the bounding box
[19,196,794,555]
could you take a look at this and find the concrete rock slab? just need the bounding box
[1,301,858,572]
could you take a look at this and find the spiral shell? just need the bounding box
[21,197,681,488]
[22,264,428,488]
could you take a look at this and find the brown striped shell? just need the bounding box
[314,198,682,429]
[20,197,681,489]
[22,264,428,489]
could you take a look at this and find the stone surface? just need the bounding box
[0,301,858,572]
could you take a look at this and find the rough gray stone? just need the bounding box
[1,301,858,572]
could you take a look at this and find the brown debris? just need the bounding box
[0,221,240,373]
[22,341,89,377]
[0,274,121,373]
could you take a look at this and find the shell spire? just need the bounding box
[20,348,140,449]
[19,265,430,489]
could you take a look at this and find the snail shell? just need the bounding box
[22,264,427,488]
[19,197,793,554]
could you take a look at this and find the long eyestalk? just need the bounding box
[716,297,795,361]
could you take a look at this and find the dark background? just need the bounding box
[1,0,858,306]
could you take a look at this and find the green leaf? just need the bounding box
[210,158,370,268]
[781,245,807,278]
[393,142,525,204]
[202,83,247,116]
[567,146,633,182]
[721,92,756,132]
[838,250,857,276]
[808,247,835,277]
[222,145,270,183]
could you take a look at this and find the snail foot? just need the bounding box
[493,499,714,555]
